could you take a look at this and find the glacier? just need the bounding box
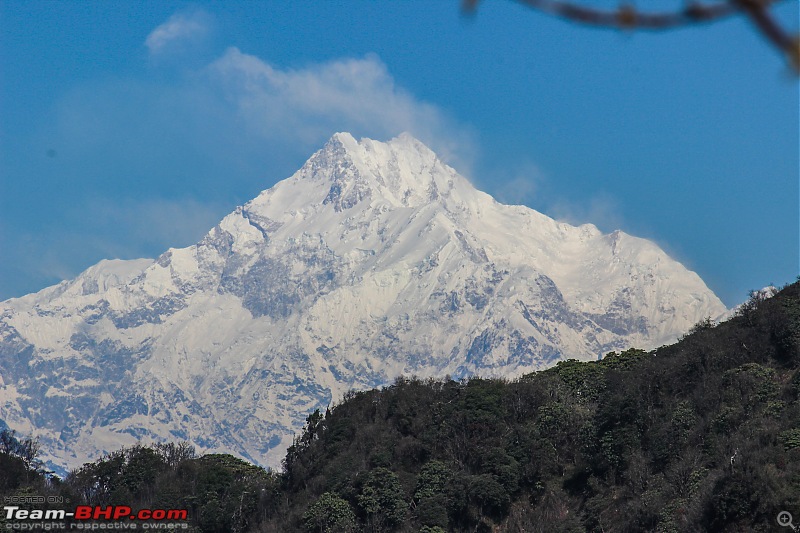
[0,132,727,473]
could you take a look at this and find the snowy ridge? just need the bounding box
[0,133,727,473]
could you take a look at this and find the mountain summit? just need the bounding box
[0,133,726,472]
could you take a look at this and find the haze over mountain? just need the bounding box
[0,133,726,472]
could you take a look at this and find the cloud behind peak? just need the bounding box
[145,10,211,55]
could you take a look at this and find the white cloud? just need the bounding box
[145,10,211,55]
[206,48,476,173]
[490,162,546,207]
[548,193,625,233]
[487,163,626,234]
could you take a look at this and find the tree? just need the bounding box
[414,461,453,530]
[0,429,46,481]
[357,467,408,531]
[303,492,357,533]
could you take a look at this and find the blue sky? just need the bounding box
[1,1,797,307]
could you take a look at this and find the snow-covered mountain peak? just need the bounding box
[251,132,477,213]
[326,131,441,184]
[0,133,728,474]
[5,258,154,309]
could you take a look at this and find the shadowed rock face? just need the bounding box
[0,133,726,475]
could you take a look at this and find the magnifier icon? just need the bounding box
[778,511,797,530]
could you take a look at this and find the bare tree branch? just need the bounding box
[514,0,739,29]
[733,0,799,71]
[464,0,799,73]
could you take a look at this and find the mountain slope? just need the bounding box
[3,283,794,533]
[253,281,800,532]
[0,133,726,472]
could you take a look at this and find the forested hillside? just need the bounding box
[3,282,799,532]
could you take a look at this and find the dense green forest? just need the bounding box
[2,282,799,532]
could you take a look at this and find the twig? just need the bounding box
[463,0,799,73]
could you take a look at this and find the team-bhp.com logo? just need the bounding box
[5,506,187,520]
[4,505,189,530]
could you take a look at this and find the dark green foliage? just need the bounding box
[259,282,800,532]
[0,429,45,476]
[57,445,282,532]
[0,452,28,491]
[356,467,407,530]
[779,428,800,450]
[467,473,510,519]
[2,281,799,532]
[0,430,41,493]
[303,491,356,532]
